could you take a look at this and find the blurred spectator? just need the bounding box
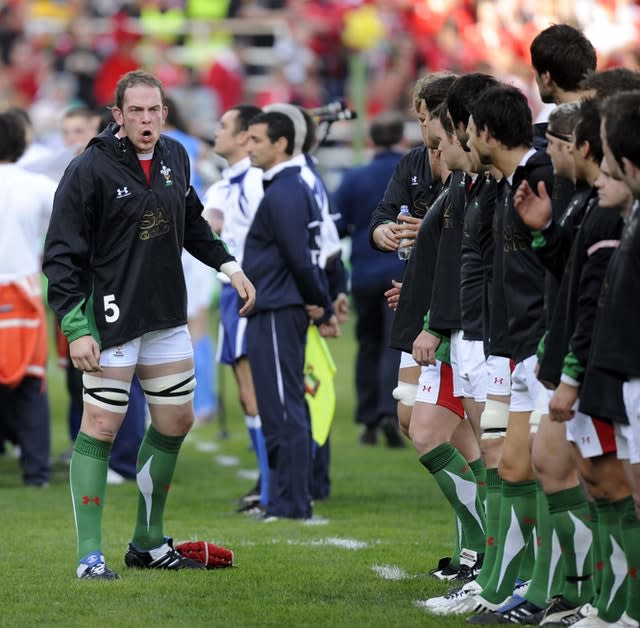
[254,66,293,108]
[0,0,638,129]
[202,43,245,114]
[140,0,187,45]
[53,15,103,108]
[0,1,27,66]
[93,12,141,107]
[366,36,417,116]
[13,107,56,171]
[0,108,57,486]
[6,36,42,106]
[30,71,79,149]
[145,41,189,90]
[186,0,234,19]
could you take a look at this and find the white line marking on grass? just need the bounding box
[215,455,240,467]
[303,516,329,526]
[237,469,259,481]
[194,441,220,453]
[372,564,409,581]
[287,537,368,549]
[317,537,367,549]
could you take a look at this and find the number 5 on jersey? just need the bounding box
[103,294,120,323]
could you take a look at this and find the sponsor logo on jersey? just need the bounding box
[116,186,131,199]
[138,207,170,240]
[411,175,418,186]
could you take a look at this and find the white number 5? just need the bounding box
[103,294,120,323]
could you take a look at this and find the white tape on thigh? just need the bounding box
[82,374,131,414]
[480,399,509,439]
[140,369,196,406]
[392,382,418,407]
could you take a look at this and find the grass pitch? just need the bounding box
[0,317,471,627]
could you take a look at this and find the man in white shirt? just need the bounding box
[203,104,268,512]
[0,109,57,486]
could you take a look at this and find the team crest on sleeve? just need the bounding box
[160,162,174,187]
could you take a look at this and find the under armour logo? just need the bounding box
[116,186,131,199]
[581,436,591,444]
[81,495,101,506]
[422,385,432,392]
[493,377,504,385]
[411,175,418,186]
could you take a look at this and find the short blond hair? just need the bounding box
[412,72,457,114]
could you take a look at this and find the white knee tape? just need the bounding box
[140,369,196,406]
[392,382,418,407]
[480,399,509,440]
[82,374,131,414]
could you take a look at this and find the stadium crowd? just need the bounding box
[1,0,639,146]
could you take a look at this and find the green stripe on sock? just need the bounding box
[74,431,111,461]
[485,467,501,490]
[145,424,186,453]
[547,485,588,513]
[419,443,456,473]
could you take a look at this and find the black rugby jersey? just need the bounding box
[429,170,466,332]
[592,202,640,380]
[461,172,497,342]
[389,181,450,354]
[368,146,442,249]
[44,125,234,350]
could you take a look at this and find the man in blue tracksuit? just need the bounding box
[243,111,336,520]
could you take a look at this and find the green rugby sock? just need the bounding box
[594,498,627,623]
[70,432,112,561]
[615,496,640,623]
[132,425,185,550]
[523,485,556,608]
[475,467,501,589]
[480,479,537,605]
[420,443,486,554]
[547,485,594,606]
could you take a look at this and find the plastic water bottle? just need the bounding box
[397,204,412,260]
